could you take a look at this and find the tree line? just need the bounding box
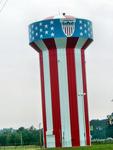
[1,113,113,146]
[90,113,113,140]
[0,126,43,146]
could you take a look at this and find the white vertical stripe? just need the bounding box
[35,40,47,51]
[42,51,53,131]
[36,41,55,147]
[75,38,87,146]
[55,38,72,147]
[43,50,55,148]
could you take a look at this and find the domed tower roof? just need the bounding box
[45,13,75,20]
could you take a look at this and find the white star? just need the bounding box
[88,33,91,37]
[80,32,83,36]
[79,20,82,24]
[45,24,48,28]
[45,31,48,34]
[87,21,90,25]
[84,24,87,28]
[32,31,34,34]
[84,30,87,34]
[35,33,38,36]
[31,25,34,29]
[40,28,43,32]
[51,32,54,37]
[50,20,54,24]
[51,26,54,30]
[88,27,90,31]
[80,26,83,30]
[40,34,43,38]
[35,26,38,30]
[39,22,42,26]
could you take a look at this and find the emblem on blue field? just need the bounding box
[60,19,76,37]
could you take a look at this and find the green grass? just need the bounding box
[47,144,113,150]
[0,144,113,150]
[0,145,39,150]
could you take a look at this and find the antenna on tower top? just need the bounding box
[62,12,66,16]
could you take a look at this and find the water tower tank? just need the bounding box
[28,14,93,148]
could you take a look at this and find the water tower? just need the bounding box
[28,14,93,148]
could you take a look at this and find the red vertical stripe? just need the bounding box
[30,42,40,52]
[43,39,62,147]
[39,51,47,147]
[66,37,80,146]
[81,49,90,145]
[82,39,93,50]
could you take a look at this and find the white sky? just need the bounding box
[0,0,113,129]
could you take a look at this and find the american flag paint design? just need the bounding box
[29,18,93,42]
[29,17,93,148]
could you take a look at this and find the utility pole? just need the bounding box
[20,133,23,145]
[39,123,42,147]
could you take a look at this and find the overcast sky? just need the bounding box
[0,0,113,129]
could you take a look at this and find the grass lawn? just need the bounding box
[47,144,113,150]
[0,144,113,150]
[0,145,39,150]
